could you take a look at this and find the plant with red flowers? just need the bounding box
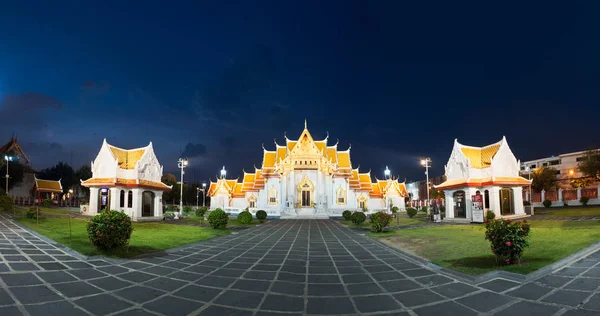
[484,218,531,265]
[86,209,133,250]
[370,211,392,233]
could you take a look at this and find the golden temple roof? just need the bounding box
[459,142,501,169]
[327,147,337,163]
[108,145,146,170]
[276,147,287,162]
[263,151,277,168]
[81,177,171,191]
[34,177,62,193]
[435,176,532,190]
[337,151,351,168]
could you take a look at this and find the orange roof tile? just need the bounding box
[460,143,501,169]
[327,147,337,163]
[208,183,217,195]
[287,141,297,152]
[263,151,276,168]
[35,178,62,192]
[276,147,287,162]
[435,177,532,190]
[81,178,170,191]
[314,141,326,154]
[337,152,351,168]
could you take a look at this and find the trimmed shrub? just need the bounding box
[542,199,552,208]
[351,211,366,225]
[580,196,590,206]
[237,210,252,224]
[256,210,267,221]
[421,206,428,213]
[208,208,229,229]
[486,210,496,221]
[0,194,13,212]
[391,206,399,213]
[86,210,133,250]
[523,200,531,206]
[342,210,352,220]
[485,218,531,265]
[406,207,418,218]
[440,205,446,212]
[26,207,40,219]
[195,206,208,217]
[42,198,53,208]
[183,206,192,214]
[370,211,392,233]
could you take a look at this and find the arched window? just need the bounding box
[336,186,346,205]
[268,186,277,205]
[127,191,133,208]
[120,190,125,208]
[248,195,257,208]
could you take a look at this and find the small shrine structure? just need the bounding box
[435,137,531,220]
[81,139,171,220]
[33,176,63,205]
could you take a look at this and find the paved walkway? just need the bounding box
[1,216,600,315]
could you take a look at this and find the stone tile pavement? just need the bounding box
[1,214,600,315]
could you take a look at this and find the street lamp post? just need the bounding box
[176,158,188,219]
[526,166,532,203]
[202,182,206,207]
[420,157,432,212]
[4,156,13,194]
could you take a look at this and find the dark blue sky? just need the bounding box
[1,1,598,183]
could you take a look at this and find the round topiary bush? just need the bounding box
[580,196,590,206]
[485,218,531,265]
[342,210,352,220]
[183,206,192,214]
[237,210,252,224]
[208,208,229,229]
[391,206,399,213]
[486,210,496,221]
[406,207,418,218]
[370,211,392,233]
[351,211,366,225]
[542,199,552,208]
[421,206,428,213]
[256,210,267,221]
[86,209,133,250]
[440,205,446,212]
[195,206,208,217]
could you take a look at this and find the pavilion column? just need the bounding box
[109,188,120,210]
[489,187,501,217]
[89,187,99,215]
[154,191,163,217]
[466,187,478,220]
[512,187,525,215]
[131,189,142,219]
[445,190,455,218]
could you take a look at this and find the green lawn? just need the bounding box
[370,219,600,275]
[182,215,267,227]
[339,214,429,228]
[14,206,79,216]
[534,207,600,217]
[15,216,230,258]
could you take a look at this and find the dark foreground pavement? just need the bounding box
[1,216,600,315]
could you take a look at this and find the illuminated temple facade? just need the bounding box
[81,140,171,220]
[208,122,408,218]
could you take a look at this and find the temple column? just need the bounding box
[316,171,321,208]
[489,187,501,217]
[89,187,99,215]
[290,171,295,208]
[445,190,455,218]
[110,188,120,210]
[281,173,286,209]
[512,187,524,215]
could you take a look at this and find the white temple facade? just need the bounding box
[81,139,171,221]
[435,137,532,220]
[208,122,408,218]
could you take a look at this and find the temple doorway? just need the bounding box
[453,191,466,218]
[500,188,514,215]
[142,191,154,217]
[301,185,311,207]
[97,188,110,212]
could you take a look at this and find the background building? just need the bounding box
[520,150,588,180]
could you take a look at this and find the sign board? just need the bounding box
[471,194,484,223]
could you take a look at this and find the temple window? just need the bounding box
[359,201,365,209]
[268,187,278,205]
[336,186,346,205]
[250,200,256,208]
[120,190,125,208]
[127,191,133,208]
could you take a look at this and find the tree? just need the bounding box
[0,160,25,192]
[571,178,593,189]
[37,162,77,194]
[75,165,92,198]
[531,166,557,192]
[161,173,177,204]
[577,148,600,182]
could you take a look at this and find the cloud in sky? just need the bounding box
[180,143,207,158]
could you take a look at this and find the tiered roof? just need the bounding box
[208,122,408,198]
[34,176,63,193]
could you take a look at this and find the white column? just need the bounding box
[445,190,455,218]
[558,189,563,203]
[466,188,479,219]
[89,187,99,215]
[154,191,163,217]
[512,187,525,215]
[577,187,582,200]
[541,190,546,202]
[110,188,120,210]
[131,189,142,219]
[489,187,501,217]
[290,171,295,208]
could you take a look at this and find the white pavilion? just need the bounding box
[435,136,532,220]
[81,139,171,220]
